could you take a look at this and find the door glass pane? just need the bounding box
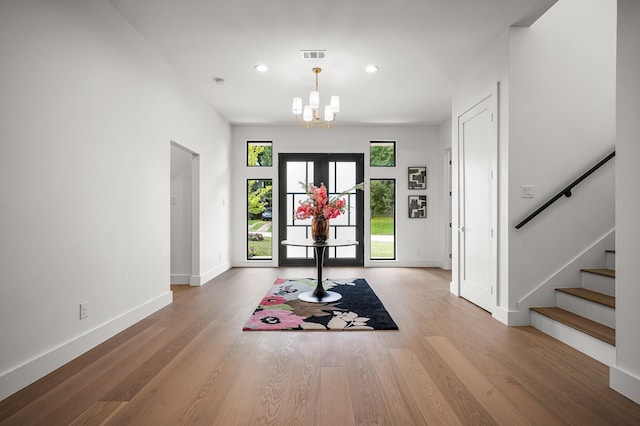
[327,160,358,259]
[370,179,396,259]
[247,179,272,260]
[287,162,310,192]
[335,227,356,257]
[336,162,356,192]
[286,226,308,257]
[286,161,314,260]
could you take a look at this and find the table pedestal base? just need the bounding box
[280,239,358,304]
[298,290,342,303]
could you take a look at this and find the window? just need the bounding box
[370,179,396,259]
[247,179,272,260]
[370,141,396,167]
[247,141,273,167]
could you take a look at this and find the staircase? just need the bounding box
[530,249,616,365]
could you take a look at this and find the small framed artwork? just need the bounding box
[408,166,426,189]
[408,195,427,218]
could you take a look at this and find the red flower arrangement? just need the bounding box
[295,181,363,220]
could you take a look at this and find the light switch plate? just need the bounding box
[521,185,534,198]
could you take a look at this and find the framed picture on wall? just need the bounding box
[408,166,426,189]
[408,195,427,218]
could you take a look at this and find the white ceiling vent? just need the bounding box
[300,50,326,60]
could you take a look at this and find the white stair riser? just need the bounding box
[531,312,615,366]
[556,292,615,328]
[606,251,615,270]
[581,272,615,296]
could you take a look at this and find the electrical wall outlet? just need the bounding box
[79,302,88,319]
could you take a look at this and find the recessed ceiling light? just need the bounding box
[365,65,379,73]
[255,64,269,72]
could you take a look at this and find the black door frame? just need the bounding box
[278,153,364,267]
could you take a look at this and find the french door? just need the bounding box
[278,153,364,267]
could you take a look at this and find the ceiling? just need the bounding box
[107,0,557,126]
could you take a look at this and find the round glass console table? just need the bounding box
[280,239,359,303]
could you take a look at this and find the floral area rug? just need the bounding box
[243,278,398,331]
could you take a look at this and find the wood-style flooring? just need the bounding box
[1,267,639,425]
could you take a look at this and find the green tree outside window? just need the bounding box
[247,142,273,167]
[370,141,396,167]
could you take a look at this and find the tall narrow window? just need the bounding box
[247,141,273,167]
[247,179,272,260]
[370,179,396,259]
[370,141,396,167]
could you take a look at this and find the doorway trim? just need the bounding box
[170,141,201,286]
[444,148,453,270]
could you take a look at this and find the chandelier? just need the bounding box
[292,67,340,128]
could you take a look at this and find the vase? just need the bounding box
[311,216,330,243]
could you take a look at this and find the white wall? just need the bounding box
[451,0,616,324]
[451,29,510,308]
[0,0,231,400]
[231,125,446,268]
[507,0,616,321]
[170,145,193,284]
[611,0,640,405]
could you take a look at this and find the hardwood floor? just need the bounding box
[2,267,639,425]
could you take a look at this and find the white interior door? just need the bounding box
[458,94,496,312]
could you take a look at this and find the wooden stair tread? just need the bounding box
[531,307,615,346]
[581,268,615,278]
[556,287,615,308]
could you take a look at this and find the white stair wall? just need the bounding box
[581,271,615,296]
[606,250,615,269]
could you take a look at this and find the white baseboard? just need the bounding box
[0,291,173,401]
[492,306,511,325]
[610,365,640,405]
[365,259,440,267]
[190,262,231,286]
[449,280,459,296]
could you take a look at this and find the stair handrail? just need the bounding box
[515,150,615,229]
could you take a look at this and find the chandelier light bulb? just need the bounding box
[309,91,320,110]
[324,105,334,122]
[330,96,340,113]
[302,105,313,122]
[292,97,302,115]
